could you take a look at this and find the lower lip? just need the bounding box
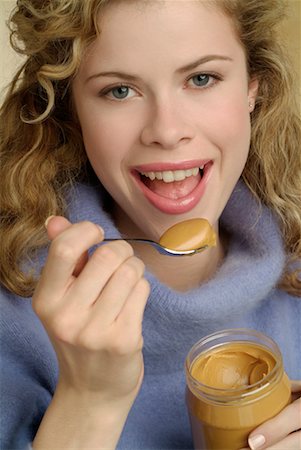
[132,162,213,214]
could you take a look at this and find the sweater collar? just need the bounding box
[68,180,285,371]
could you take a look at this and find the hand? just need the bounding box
[33,216,150,405]
[241,380,301,450]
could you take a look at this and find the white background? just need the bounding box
[0,0,25,101]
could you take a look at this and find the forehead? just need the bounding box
[82,0,243,72]
[97,0,235,43]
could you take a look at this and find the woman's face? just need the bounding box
[72,0,258,240]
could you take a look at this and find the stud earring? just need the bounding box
[249,101,254,109]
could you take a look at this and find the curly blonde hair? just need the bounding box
[0,0,300,297]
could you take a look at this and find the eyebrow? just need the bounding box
[177,54,233,72]
[85,54,233,84]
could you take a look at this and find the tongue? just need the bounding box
[143,173,201,199]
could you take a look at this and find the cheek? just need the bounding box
[79,116,132,175]
[74,94,139,171]
[210,99,251,159]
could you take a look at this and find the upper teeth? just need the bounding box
[140,166,203,183]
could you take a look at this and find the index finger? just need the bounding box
[247,398,301,450]
[38,221,104,297]
[46,215,89,276]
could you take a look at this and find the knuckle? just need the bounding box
[108,329,144,356]
[137,277,151,296]
[119,256,145,281]
[94,244,121,266]
[50,313,77,343]
[108,340,133,357]
[50,316,67,338]
[119,240,135,256]
[107,341,126,357]
[125,332,144,352]
[80,220,102,238]
[51,240,76,263]
[107,240,134,259]
[75,325,107,351]
[133,256,146,274]
[119,261,140,282]
[93,243,135,270]
[136,335,144,352]
[75,331,97,351]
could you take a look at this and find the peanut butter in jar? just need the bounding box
[185,329,291,450]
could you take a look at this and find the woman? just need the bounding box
[0,0,300,449]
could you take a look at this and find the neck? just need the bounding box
[113,204,226,292]
[132,241,225,291]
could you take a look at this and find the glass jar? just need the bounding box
[185,329,291,450]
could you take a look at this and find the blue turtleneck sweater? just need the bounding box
[1,180,300,450]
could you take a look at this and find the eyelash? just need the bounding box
[99,72,223,101]
[100,84,137,101]
[186,72,222,89]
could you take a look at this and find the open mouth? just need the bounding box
[132,160,212,214]
[139,165,205,199]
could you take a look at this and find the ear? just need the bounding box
[248,77,259,112]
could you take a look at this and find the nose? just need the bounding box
[140,99,195,149]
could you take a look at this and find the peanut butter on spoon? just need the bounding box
[104,218,216,255]
[159,218,216,252]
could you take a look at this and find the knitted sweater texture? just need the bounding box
[1,180,300,450]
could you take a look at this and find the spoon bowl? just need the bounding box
[103,218,216,256]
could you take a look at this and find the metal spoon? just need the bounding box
[102,218,216,257]
[103,238,208,256]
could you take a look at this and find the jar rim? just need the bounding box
[185,328,283,401]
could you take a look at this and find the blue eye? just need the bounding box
[191,74,210,87]
[101,84,137,100]
[110,86,130,99]
[186,73,221,90]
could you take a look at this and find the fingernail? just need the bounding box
[44,215,55,228]
[96,224,104,234]
[248,434,265,450]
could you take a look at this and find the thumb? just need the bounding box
[45,215,89,276]
[45,215,72,240]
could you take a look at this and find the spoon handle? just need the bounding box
[103,238,171,255]
[103,238,206,256]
